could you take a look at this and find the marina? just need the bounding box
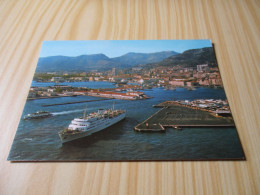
[135,101,235,132]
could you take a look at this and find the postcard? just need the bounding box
[8,40,245,161]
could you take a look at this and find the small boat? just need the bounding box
[24,111,52,120]
[173,126,182,130]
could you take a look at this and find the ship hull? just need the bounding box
[24,113,52,120]
[59,113,125,144]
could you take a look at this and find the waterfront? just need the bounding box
[8,82,245,161]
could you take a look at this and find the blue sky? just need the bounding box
[39,40,212,58]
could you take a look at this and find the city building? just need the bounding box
[197,64,209,72]
[169,79,185,86]
[51,77,63,82]
[112,68,116,76]
[87,91,144,100]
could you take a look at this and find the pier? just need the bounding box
[134,102,235,132]
[42,98,111,107]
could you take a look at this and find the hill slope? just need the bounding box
[36,54,118,72]
[153,47,217,68]
[36,51,179,72]
[112,51,179,66]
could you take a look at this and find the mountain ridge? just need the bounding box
[111,51,178,66]
[36,47,216,72]
[36,51,179,72]
[147,47,217,68]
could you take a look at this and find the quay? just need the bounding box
[86,91,150,100]
[134,102,235,132]
[42,98,111,107]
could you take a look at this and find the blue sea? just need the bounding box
[8,82,245,161]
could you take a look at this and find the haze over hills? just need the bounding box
[36,54,118,72]
[111,51,178,66]
[36,47,217,72]
[144,47,217,68]
[36,51,179,72]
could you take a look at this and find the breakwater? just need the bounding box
[42,98,111,107]
[28,95,76,100]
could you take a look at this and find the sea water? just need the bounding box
[8,82,245,161]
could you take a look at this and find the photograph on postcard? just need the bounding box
[8,40,245,161]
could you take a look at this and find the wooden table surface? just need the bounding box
[0,0,259,194]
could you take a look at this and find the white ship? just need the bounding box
[59,108,126,143]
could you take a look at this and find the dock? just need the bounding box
[134,108,166,131]
[134,102,235,132]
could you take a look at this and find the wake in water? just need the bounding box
[52,109,84,116]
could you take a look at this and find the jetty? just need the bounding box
[134,102,235,132]
[27,95,77,100]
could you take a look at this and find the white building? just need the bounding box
[51,77,63,82]
[197,64,209,72]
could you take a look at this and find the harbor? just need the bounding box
[8,85,244,161]
[134,101,235,132]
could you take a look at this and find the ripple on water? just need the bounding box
[8,86,244,161]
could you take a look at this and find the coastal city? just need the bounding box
[29,64,223,100]
[8,40,244,162]
[27,62,232,132]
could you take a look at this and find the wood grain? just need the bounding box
[0,0,259,194]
